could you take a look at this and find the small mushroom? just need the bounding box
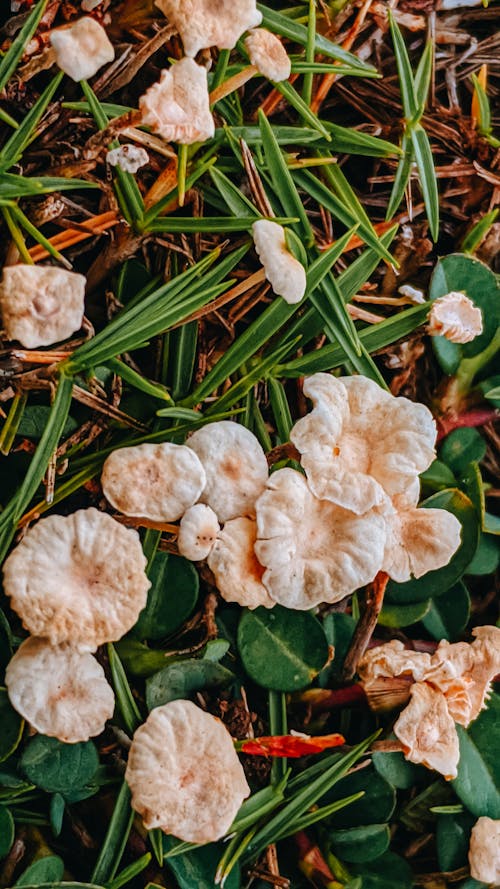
[252,220,307,304]
[425,629,500,726]
[428,291,483,344]
[3,508,150,651]
[154,0,262,57]
[101,443,206,522]
[468,817,500,885]
[244,29,291,82]
[393,681,460,780]
[139,58,214,145]
[5,637,115,743]
[290,373,437,515]
[254,468,386,609]
[177,504,220,561]
[125,699,250,843]
[0,264,86,349]
[208,517,274,609]
[358,640,432,683]
[50,17,114,82]
[106,144,149,173]
[187,421,268,522]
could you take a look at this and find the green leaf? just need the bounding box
[163,837,240,889]
[0,72,64,171]
[322,766,396,828]
[237,606,329,692]
[115,639,170,679]
[319,613,355,685]
[107,643,142,734]
[16,405,78,441]
[146,659,234,710]
[0,0,48,93]
[0,806,14,858]
[414,41,433,113]
[453,692,500,818]
[348,852,414,889]
[385,131,413,222]
[15,856,64,887]
[386,489,480,603]
[0,688,23,762]
[389,13,418,120]
[461,208,499,254]
[420,458,457,494]
[379,599,431,628]
[330,824,390,863]
[0,173,98,199]
[133,551,199,641]
[436,812,474,872]
[20,736,99,799]
[466,534,500,575]
[50,793,65,837]
[372,748,426,790]
[91,782,133,886]
[421,582,471,641]
[410,125,439,242]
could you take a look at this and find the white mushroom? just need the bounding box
[106,144,149,173]
[290,373,437,515]
[252,220,307,305]
[101,443,206,522]
[358,640,432,683]
[398,284,426,304]
[177,504,220,561]
[468,817,500,885]
[3,508,150,651]
[154,0,262,57]
[0,265,86,349]
[425,630,500,726]
[393,682,460,780]
[50,17,114,82]
[5,637,114,743]
[428,291,483,344]
[254,468,386,610]
[125,700,250,843]
[244,29,291,82]
[187,421,269,522]
[208,517,274,609]
[139,58,214,145]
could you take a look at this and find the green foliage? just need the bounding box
[0,688,24,762]
[134,552,199,640]
[453,693,500,818]
[15,856,65,887]
[421,582,471,641]
[146,659,234,710]
[20,736,99,800]
[329,824,390,863]
[0,805,14,858]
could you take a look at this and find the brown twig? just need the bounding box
[342,571,389,681]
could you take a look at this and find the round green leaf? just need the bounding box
[146,658,234,710]
[439,428,486,475]
[330,824,390,863]
[0,806,14,858]
[319,613,355,686]
[237,606,329,692]
[15,855,64,887]
[386,489,480,603]
[453,692,500,818]
[322,766,396,828]
[436,812,474,872]
[348,852,414,889]
[133,551,199,640]
[466,534,500,576]
[20,737,99,797]
[420,459,456,495]
[372,749,426,790]
[421,582,470,641]
[0,687,24,762]
[163,837,240,889]
[378,599,431,628]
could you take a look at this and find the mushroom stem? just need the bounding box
[342,571,389,682]
[210,65,258,105]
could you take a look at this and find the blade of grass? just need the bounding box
[1,206,33,263]
[147,217,295,233]
[268,378,293,442]
[106,358,174,403]
[269,690,288,784]
[410,124,439,241]
[0,72,64,171]
[414,40,433,115]
[0,0,48,93]
[303,0,317,106]
[107,643,142,734]
[388,12,418,120]
[274,81,331,140]
[90,781,134,885]
[386,131,413,222]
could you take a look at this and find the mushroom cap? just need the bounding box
[3,508,151,651]
[106,144,149,174]
[469,817,500,884]
[50,17,115,82]
[254,468,386,610]
[208,517,274,609]
[252,220,307,305]
[0,265,86,349]
[139,58,214,145]
[394,682,459,779]
[425,633,500,726]
[125,700,250,843]
[290,373,437,515]
[154,0,262,57]
[244,29,291,82]
[186,421,268,522]
[5,637,115,743]
[101,442,206,522]
[177,504,220,561]
[358,640,432,683]
[382,498,462,582]
[428,291,483,344]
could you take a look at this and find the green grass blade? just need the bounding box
[276,791,365,841]
[274,81,331,140]
[414,40,433,115]
[107,643,142,734]
[327,122,400,158]
[11,205,66,264]
[147,217,294,233]
[0,71,63,171]
[142,157,217,225]
[268,378,293,442]
[302,0,316,105]
[0,0,48,93]
[209,166,260,217]
[0,172,98,198]
[90,781,134,885]
[106,358,174,403]
[389,12,418,121]
[386,131,413,221]
[471,73,492,134]
[205,340,295,417]
[410,124,439,241]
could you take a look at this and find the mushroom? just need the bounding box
[425,629,500,726]
[177,504,220,561]
[358,640,432,683]
[208,517,274,609]
[101,442,206,522]
[50,17,114,82]
[186,421,269,522]
[244,29,291,82]
[5,637,115,743]
[428,291,483,344]
[252,220,307,305]
[139,58,214,145]
[393,681,460,780]
[254,468,386,610]
[468,817,500,885]
[0,265,86,349]
[154,0,262,57]
[125,700,250,843]
[3,508,151,651]
[290,373,437,515]
[106,144,149,173]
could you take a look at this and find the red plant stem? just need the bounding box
[294,685,367,712]
[436,407,499,441]
[295,832,339,888]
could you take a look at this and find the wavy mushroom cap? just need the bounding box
[3,508,150,651]
[177,504,220,561]
[106,144,149,174]
[187,421,269,522]
[425,633,500,727]
[208,517,274,609]
[101,442,206,522]
[254,468,386,610]
[50,17,114,82]
[139,58,214,145]
[290,373,437,515]
[154,0,262,57]
[428,291,483,344]
[0,265,86,349]
[252,220,307,304]
[394,681,459,779]
[382,492,462,583]
[125,700,250,843]
[244,29,291,82]
[358,640,432,683]
[469,817,500,885]
[5,637,115,743]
